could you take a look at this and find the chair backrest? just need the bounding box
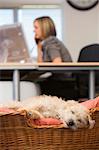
[77,44,99,98]
[78,44,99,62]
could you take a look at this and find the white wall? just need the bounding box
[62,1,99,61]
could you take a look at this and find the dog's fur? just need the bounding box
[1,95,95,130]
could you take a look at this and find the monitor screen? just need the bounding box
[0,23,30,63]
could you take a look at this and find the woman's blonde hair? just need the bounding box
[34,16,56,40]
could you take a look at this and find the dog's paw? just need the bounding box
[26,110,44,119]
[16,108,26,114]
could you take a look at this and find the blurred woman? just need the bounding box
[33,16,75,99]
[34,16,72,63]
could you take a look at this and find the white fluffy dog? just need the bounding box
[11,95,95,130]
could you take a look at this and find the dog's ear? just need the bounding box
[88,115,95,129]
[89,119,95,129]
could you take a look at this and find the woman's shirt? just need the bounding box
[42,36,72,62]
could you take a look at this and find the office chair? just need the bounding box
[77,43,99,99]
[78,44,99,62]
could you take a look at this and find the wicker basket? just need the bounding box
[0,108,99,150]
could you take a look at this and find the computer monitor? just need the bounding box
[0,23,30,63]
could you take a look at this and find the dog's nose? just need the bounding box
[67,119,75,127]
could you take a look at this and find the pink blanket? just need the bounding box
[31,118,63,126]
[0,108,15,114]
[81,96,99,109]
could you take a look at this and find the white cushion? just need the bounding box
[0,81,41,102]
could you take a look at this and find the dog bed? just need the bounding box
[0,107,99,150]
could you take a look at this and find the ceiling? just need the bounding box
[0,0,65,8]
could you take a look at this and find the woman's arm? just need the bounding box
[37,41,62,63]
[52,57,62,63]
[37,42,43,62]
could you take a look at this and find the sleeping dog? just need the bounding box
[12,95,95,130]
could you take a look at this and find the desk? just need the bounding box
[0,62,99,100]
